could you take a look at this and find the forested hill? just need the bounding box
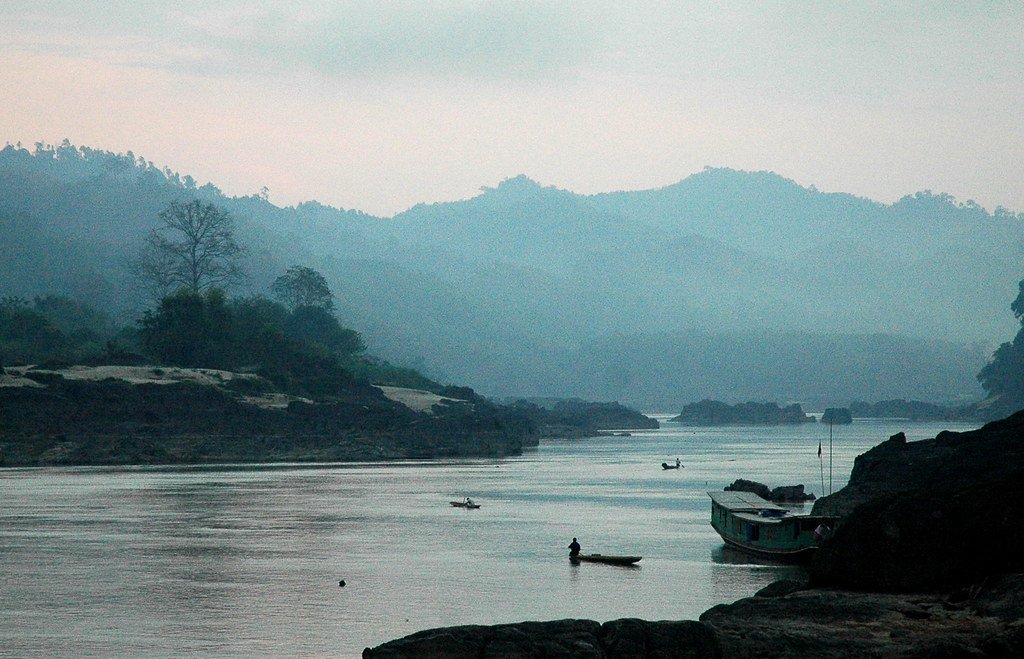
[1,142,1017,407]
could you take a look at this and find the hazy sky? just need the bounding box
[3,1,1023,216]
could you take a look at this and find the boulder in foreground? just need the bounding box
[363,618,721,658]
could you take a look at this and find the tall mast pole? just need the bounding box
[829,420,834,495]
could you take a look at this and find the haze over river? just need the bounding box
[1,416,978,656]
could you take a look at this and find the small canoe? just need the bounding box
[450,501,481,509]
[571,553,641,565]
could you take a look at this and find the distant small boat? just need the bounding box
[662,462,681,470]
[450,500,481,509]
[570,553,641,565]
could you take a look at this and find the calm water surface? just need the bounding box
[0,417,977,656]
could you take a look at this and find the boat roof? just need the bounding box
[707,490,788,513]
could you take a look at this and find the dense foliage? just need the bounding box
[977,280,1024,412]
[137,289,368,396]
[272,265,335,312]
[0,295,120,364]
[670,399,814,425]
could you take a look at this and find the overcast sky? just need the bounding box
[3,1,1023,216]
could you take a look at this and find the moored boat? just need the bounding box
[708,490,835,562]
[570,553,642,565]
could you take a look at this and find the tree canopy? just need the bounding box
[978,279,1024,408]
[138,199,246,296]
[271,265,334,312]
[137,289,366,396]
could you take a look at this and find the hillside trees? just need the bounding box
[138,289,235,368]
[138,199,246,296]
[271,265,334,312]
[0,295,119,363]
[977,280,1024,409]
[137,265,366,395]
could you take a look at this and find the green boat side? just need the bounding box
[708,490,836,563]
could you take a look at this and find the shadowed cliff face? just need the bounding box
[812,413,1024,519]
[807,411,1024,592]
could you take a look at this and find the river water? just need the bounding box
[0,416,977,656]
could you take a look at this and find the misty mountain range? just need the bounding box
[2,142,1019,409]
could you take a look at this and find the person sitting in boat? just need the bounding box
[676,458,682,468]
[568,537,581,557]
[465,497,474,506]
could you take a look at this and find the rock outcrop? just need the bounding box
[848,399,963,422]
[701,578,1023,658]
[819,407,852,425]
[813,411,1024,518]
[724,479,815,503]
[670,400,814,426]
[508,398,660,438]
[363,618,722,658]
[808,411,1024,592]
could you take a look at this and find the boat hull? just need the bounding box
[449,501,480,509]
[710,520,817,563]
[570,554,641,565]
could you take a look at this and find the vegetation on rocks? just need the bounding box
[670,399,814,425]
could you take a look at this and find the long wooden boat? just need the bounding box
[570,553,641,565]
[450,500,481,509]
[708,491,836,562]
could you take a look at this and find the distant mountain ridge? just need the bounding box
[1,142,1015,407]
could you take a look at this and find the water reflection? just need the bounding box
[710,544,808,568]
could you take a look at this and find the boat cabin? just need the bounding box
[708,490,836,560]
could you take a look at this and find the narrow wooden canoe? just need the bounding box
[450,501,481,509]
[571,553,641,565]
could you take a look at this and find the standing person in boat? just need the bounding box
[568,537,581,557]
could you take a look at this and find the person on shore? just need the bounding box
[568,537,581,557]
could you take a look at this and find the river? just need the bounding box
[0,416,977,656]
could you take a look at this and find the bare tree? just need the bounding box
[138,199,247,296]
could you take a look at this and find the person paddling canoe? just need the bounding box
[568,537,581,557]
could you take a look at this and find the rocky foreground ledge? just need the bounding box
[364,576,1024,657]
[365,411,1024,657]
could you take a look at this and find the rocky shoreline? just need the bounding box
[364,411,1024,657]
[0,365,659,467]
[0,370,537,466]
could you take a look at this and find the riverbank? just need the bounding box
[364,410,1024,657]
[0,365,659,467]
[0,366,537,466]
